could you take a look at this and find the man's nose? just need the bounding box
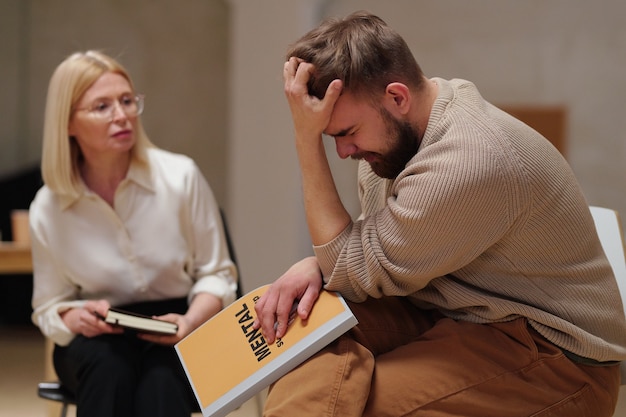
[335,138,357,159]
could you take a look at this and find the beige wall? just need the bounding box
[2,0,625,294]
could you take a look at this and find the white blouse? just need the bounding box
[30,148,238,346]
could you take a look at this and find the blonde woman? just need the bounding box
[30,51,238,417]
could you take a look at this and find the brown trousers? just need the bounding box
[264,297,620,417]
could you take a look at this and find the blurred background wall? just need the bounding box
[1,0,625,295]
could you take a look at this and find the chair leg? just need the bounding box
[60,402,69,417]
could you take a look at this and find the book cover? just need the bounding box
[102,307,179,335]
[175,285,358,417]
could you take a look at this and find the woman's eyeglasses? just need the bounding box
[73,94,144,121]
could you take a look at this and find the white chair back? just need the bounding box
[589,206,626,384]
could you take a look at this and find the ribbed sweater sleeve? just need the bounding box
[314,78,626,362]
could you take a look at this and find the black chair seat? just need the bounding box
[37,381,76,403]
[37,382,74,417]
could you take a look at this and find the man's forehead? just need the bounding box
[325,93,376,136]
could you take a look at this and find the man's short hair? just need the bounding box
[286,11,425,101]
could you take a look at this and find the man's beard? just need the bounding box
[352,108,420,179]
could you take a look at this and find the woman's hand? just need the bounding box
[61,299,123,338]
[139,292,222,345]
[137,313,190,345]
[253,256,323,344]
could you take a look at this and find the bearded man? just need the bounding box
[253,11,626,417]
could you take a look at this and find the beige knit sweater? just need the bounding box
[316,78,626,363]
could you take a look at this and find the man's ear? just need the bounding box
[383,82,411,116]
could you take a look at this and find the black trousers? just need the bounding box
[53,298,196,417]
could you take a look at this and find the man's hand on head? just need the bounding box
[283,56,343,139]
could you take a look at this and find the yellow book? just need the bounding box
[175,285,358,417]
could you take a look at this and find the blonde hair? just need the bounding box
[41,50,154,197]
